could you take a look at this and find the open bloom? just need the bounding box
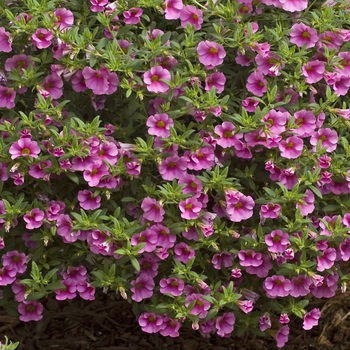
[0,27,12,52]
[164,0,183,20]
[9,138,40,159]
[147,113,174,137]
[180,5,203,30]
[265,230,290,253]
[0,86,16,109]
[18,301,43,322]
[279,136,304,159]
[290,23,318,48]
[143,66,171,93]
[302,60,325,84]
[246,71,267,96]
[138,313,163,333]
[141,197,165,222]
[32,28,53,49]
[197,41,226,69]
[303,308,321,330]
[179,198,202,220]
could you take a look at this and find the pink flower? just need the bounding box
[262,109,289,134]
[279,136,304,159]
[5,54,31,72]
[291,110,316,137]
[2,251,27,274]
[0,27,12,53]
[174,242,195,264]
[55,280,77,300]
[259,313,271,332]
[131,229,157,253]
[160,317,181,337]
[296,189,315,216]
[179,198,202,220]
[130,274,155,302]
[290,275,312,297]
[71,70,87,92]
[141,197,165,222]
[138,313,163,334]
[0,266,16,286]
[246,71,267,96]
[216,312,235,337]
[90,0,108,12]
[214,121,237,148]
[317,247,336,272]
[302,60,325,84]
[185,147,214,171]
[123,8,143,25]
[9,137,40,159]
[260,202,281,219]
[224,190,255,222]
[303,308,321,330]
[143,66,171,93]
[310,128,338,152]
[77,190,101,210]
[275,325,289,348]
[28,160,52,179]
[32,28,53,49]
[82,67,119,95]
[180,5,203,30]
[242,97,259,112]
[18,301,43,322]
[164,0,184,20]
[23,208,45,230]
[197,41,226,69]
[212,252,234,270]
[280,0,307,11]
[158,155,188,180]
[263,275,292,298]
[54,8,74,31]
[185,293,211,318]
[159,277,184,296]
[40,74,63,99]
[265,230,290,253]
[0,86,16,109]
[146,113,174,137]
[290,23,318,48]
[205,72,226,93]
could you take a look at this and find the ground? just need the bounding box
[1,292,350,350]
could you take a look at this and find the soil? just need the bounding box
[1,292,350,350]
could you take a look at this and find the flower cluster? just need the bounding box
[1,0,350,348]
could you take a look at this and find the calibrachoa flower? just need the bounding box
[146,113,174,137]
[205,72,226,93]
[18,301,44,322]
[32,28,53,49]
[0,27,11,52]
[23,208,45,230]
[53,8,74,31]
[215,312,235,337]
[164,0,183,19]
[77,190,101,210]
[197,41,226,69]
[185,293,211,318]
[174,242,195,264]
[0,86,16,109]
[158,155,188,180]
[143,66,171,93]
[303,308,321,330]
[159,277,184,296]
[302,60,325,83]
[138,313,163,333]
[279,136,304,159]
[246,71,267,96]
[289,23,318,48]
[214,121,237,148]
[179,198,202,219]
[141,197,165,222]
[123,8,143,25]
[160,317,181,337]
[265,230,290,253]
[180,5,203,30]
[9,138,40,159]
[275,325,290,348]
[263,275,292,298]
[310,128,338,152]
[131,274,155,302]
[2,251,27,274]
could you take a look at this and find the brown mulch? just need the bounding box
[1,292,350,350]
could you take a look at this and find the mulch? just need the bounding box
[1,292,350,350]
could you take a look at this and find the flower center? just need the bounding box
[301,31,310,39]
[151,75,159,82]
[209,47,218,54]
[156,121,165,128]
[21,148,31,155]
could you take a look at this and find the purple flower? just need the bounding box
[32,28,53,49]
[0,27,11,52]
[290,23,318,48]
[2,250,27,274]
[174,242,195,264]
[259,313,271,331]
[164,0,183,20]
[263,275,292,298]
[159,277,184,296]
[303,308,321,330]
[146,113,174,138]
[160,317,181,337]
[18,301,43,322]
[141,197,165,223]
[9,138,40,159]
[143,66,171,93]
[179,197,202,220]
[77,190,101,210]
[290,275,312,297]
[158,155,188,180]
[0,86,16,109]
[123,8,143,25]
[23,208,45,230]
[185,293,211,318]
[215,312,235,337]
[180,5,203,30]
[131,274,155,302]
[246,71,267,96]
[197,41,226,69]
[131,229,157,253]
[275,325,289,348]
[265,230,290,253]
[138,313,163,333]
[205,72,226,93]
[302,60,325,84]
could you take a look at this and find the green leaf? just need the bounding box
[130,256,140,272]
